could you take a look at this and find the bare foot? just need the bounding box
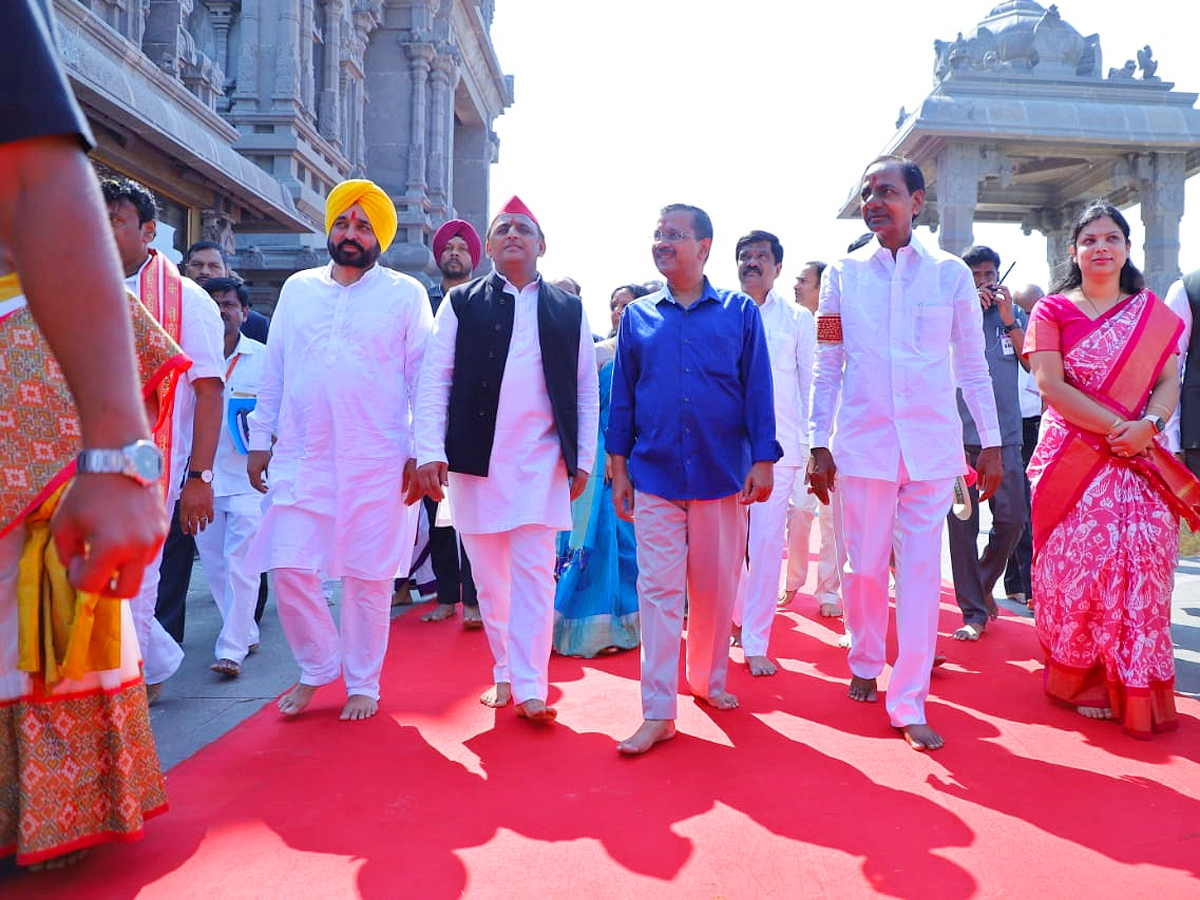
[899,723,944,751]
[837,631,852,649]
[819,602,843,617]
[617,719,677,755]
[746,655,778,676]
[463,607,483,630]
[848,676,877,702]
[210,658,240,677]
[339,694,379,721]
[421,603,456,622]
[480,682,512,708]
[27,849,89,871]
[932,653,947,669]
[515,699,558,723]
[777,589,798,608]
[730,624,742,647]
[1076,705,1113,720]
[278,683,318,716]
[698,690,739,710]
[144,681,163,705]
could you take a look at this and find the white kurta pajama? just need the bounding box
[193,333,267,665]
[733,289,814,657]
[247,262,431,700]
[125,261,226,686]
[414,274,598,704]
[811,235,999,727]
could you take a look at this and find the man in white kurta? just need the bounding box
[103,177,225,699]
[808,157,1002,752]
[247,180,431,722]
[194,278,266,677]
[730,230,814,676]
[414,195,598,722]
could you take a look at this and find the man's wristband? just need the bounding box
[1001,321,1021,334]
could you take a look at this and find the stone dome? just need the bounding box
[933,1,1100,80]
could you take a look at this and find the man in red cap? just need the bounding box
[413,196,599,722]
[416,219,483,628]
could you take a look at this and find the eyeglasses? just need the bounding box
[652,229,695,244]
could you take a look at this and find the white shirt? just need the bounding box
[246,263,432,579]
[212,332,266,497]
[126,257,224,498]
[414,273,599,534]
[810,235,1000,482]
[756,288,815,466]
[1163,278,1191,453]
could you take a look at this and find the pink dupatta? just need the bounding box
[1027,290,1200,554]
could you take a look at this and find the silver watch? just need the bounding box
[76,439,164,486]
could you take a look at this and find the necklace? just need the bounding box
[1079,287,1118,319]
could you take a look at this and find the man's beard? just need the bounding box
[439,258,471,280]
[328,237,381,269]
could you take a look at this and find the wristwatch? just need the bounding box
[1144,415,1166,434]
[76,439,163,486]
[188,468,215,484]
[1001,320,1020,334]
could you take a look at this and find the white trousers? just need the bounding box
[836,469,952,727]
[272,568,392,700]
[129,535,184,685]
[194,493,262,663]
[459,525,557,704]
[786,473,843,602]
[635,491,747,720]
[733,464,799,656]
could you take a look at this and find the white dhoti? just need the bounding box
[787,473,844,604]
[272,568,393,700]
[459,525,557,704]
[635,491,747,720]
[194,493,262,663]
[734,464,800,657]
[836,467,952,727]
[129,536,184,686]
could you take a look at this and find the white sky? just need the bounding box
[489,0,1200,334]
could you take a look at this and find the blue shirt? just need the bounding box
[607,279,781,502]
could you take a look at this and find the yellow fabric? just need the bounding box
[324,179,398,251]
[0,271,20,301]
[17,483,121,686]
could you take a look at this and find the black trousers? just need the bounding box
[1003,416,1040,599]
[424,496,477,607]
[948,444,1027,628]
[154,500,195,643]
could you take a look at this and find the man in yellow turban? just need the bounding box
[247,178,432,722]
[323,178,398,264]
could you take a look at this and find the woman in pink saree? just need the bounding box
[1025,202,1200,739]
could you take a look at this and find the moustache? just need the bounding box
[740,265,761,276]
[338,240,365,253]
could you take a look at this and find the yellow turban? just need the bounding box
[325,179,398,252]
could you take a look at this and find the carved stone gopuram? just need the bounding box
[839,1,1200,295]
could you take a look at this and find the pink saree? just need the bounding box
[1025,290,1200,738]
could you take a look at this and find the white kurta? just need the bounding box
[413,274,599,535]
[246,263,432,580]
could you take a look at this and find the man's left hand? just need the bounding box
[179,478,215,535]
[740,461,774,504]
[569,468,590,501]
[975,447,1004,502]
[401,458,421,505]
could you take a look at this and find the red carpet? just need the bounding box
[9,569,1200,898]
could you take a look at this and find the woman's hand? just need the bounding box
[1106,419,1156,458]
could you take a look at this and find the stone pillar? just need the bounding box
[1139,152,1186,297]
[233,0,260,104]
[273,0,303,107]
[404,41,435,202]
[933,142,980,256]
[201,210,237,257]
[208,1,236,79]
[318,0,345,143]
[299,0,316,120]
[427,52,460,220]
[1024,205,1080,289]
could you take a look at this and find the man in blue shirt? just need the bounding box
[608,203,780,755]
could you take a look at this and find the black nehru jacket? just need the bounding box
[446,274,582,477]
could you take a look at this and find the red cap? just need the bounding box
[493,195,538,226]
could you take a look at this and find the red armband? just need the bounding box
[816,314,842,344]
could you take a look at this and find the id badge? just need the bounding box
[1000,330,1015,356]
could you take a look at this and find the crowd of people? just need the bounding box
[5,0,1200,872]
